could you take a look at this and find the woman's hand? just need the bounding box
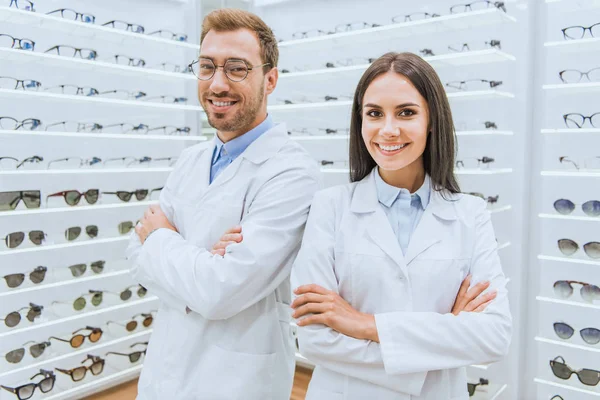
[210,225,243,256]
[451,274,497,315]
[292,284,379,342]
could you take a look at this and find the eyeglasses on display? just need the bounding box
[3,266,47,288]
[554,280,600,302]
[335,21,380,32]
[563,112,599,129]
[107,312,155,332]
[559,155,600,170]
[44,85,99,96]
[55,354,105,382]
[446,79,503,91]
[106,342,148,363]
[0,156,43,169]
[46,8,95,23]
[0,117,41,130]
[3,230,46,249]
[114,54,146,67]
[1,303,43,327]
[291,29,333,40]
[554,322,600,345]
[102,20,144,33]
[45,121,102,133]
[0,34,34,50]
[44,45,97,60]
[68,261,105,277]
[102,189,148,202]
[97,89,146,100]
[49,326,103,348]
[8,0,34,11]
[467,377,488,396]
[103,123,149,134]
[466,193,499,204]
[46,189,99,206]
[0,370,55,400]
[393,12,440,23]
[0,190,40,211]
[559,68,600,84]
[450,1,506,14]
[419,48,435,57]
[557,239,600,259]
[562,23,600,40]
[550,356,600,386]
[189,58,270,82]
[455,156,495,169]
[148,30,188,42]
[554,199,600,217]
[147,126,191,136]
[0,76,41,91]
[3,341,51,364]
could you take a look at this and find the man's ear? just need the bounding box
[265,67,278,95]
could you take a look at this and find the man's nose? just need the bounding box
[209,68,230,94]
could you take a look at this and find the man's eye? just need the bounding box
[200,64,214,70]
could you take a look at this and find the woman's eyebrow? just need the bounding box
[363,102,421,109]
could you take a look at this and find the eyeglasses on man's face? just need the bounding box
[189,58,271,82]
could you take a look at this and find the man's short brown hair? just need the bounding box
[201,8,279,72]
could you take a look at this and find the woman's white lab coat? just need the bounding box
[292,168,512,400]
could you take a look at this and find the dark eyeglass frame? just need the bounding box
[44,121,103,133]
[455,156,495,168]
[467,377,488,396]
[189,58,271,82]
[147,126,191,136]
[0,117,41,130]
[106,342,148,363]
[114,55,146,67]
[334,21,381,32]
[394,12,440,23]
[550,356,600,386]
[46,8,95,23]
[554,279,600,302]
[3,266,47,288]
[446,79,503,91]
[55,354,105,382]
[557,239,600,259]
[0,34,35,50]
[102,20,145,33]
[46,189,100,206]
[0,190,41,211]
[102,189,149,202]
[49,326,103,348]
[553,322,600,345]
[0,156,43,169]
[562,23,600,40]
[0,370,55,400]
[102,123,149,134]
[8,0,35,11]
[44,45,97,60]
[0,76,41,91]
[559,68,600,83]
[563,113,599,129]
[450,0,506,14]
[44,84,99,96]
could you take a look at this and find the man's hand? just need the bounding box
[210,225,243,256]
[451,275,497,315]
[135,205,177,244]
[291,284,378,342]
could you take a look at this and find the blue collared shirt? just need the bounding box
[374,168,431,256]
[209,115,274,183]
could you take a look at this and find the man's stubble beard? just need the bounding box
[206,81,265,133]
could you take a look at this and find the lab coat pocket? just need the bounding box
[195,345,276,400]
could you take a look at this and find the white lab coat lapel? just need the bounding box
[350,169,408,279]
[404,187,458,265]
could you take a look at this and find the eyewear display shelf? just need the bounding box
[0,0,199,398]
[533,1,600,400]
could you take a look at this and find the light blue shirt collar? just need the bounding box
[212,114,274,164]
[374,167,431,210]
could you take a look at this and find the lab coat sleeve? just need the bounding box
[374,199,512,375]
[126,186,189,314]
[292,190,428,397]
[132,163,320,320]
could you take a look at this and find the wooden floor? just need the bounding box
[84,366,313,400]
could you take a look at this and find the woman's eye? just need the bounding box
[399,109,415,117]
[366,110,382,117]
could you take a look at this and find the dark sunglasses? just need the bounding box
[55,354,105,382]
[117,284,147,301]
[118,221,137,235]
[550,356,600,386]
[0,190,41,211]
[467,377,488,396]
[554,199,600,217]
[3,266,47,288]
[557,239,600,259]
[106,342,148,363]
[554,280,600,303]
[1,370,55,400]
[68,261,105,277]
[3,230,46,249]
[49,326,103,348]
[3,341,51,364]
[554,322,600,345]
[65,225,99,241]
[107,311,155,332]
[1,303,43,327]
[103,189,148,202]
[46,189,99,206]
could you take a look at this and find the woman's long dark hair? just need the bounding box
[349,52,460,194]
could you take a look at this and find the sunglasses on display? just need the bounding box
[106,342,148,363]
[65,225,99,241]
[0,156,43,169]
[0,34,34,50]
[450,1,506,14]
[46,189,99,206]
[563,113,599,129]
[68,261,105,277]
[44,45,97,60]
[52,290,105,311]
[557,239,600,259]
[148,29,188,42]
[393,12,440,23]
[189,58,270,83]
[550,356,600,386]
[3,266,47,288]
[0,117,41,130]
[3,230,46,249]
[44,85,99,96]
[0,370,55,400]
[46,8,95,23]
[3,341,51,364]
[467,377,488,396]
[1,303,43,328]
[446,79,503,91]
[117,285,148,301]
[0,190,41,211]
[554,322,600,345]
[49,326,103,348]
[102,20,145,33]
[107,312,155,332]
[455,156,495,169]
[0,76,41,91]
[8,0,34,11]
[562,23,600,40]
[114,54,146,67]
[102,189,149,202]
[55,354,105,382]
[118,221,137,235]
[554,199,600,217]
[559,68,600,84]
[554,280,600,302]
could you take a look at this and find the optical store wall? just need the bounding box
[0,0,598,399]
